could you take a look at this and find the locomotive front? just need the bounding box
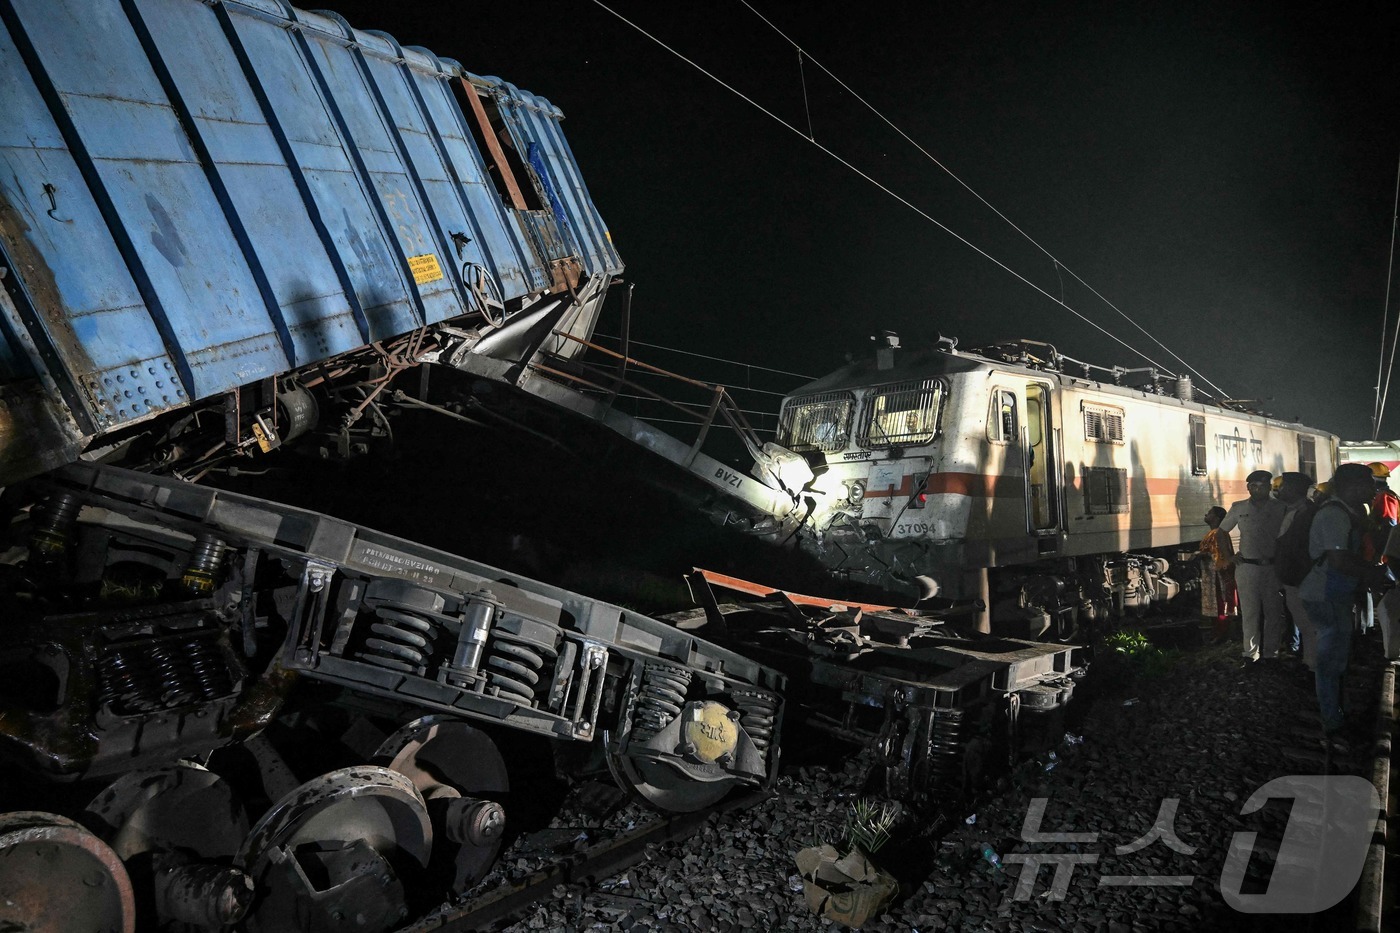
[773,340,988,603]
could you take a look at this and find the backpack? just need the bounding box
[1275,499,1359,587]
[1274,499,1321,587]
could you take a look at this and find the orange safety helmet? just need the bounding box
[1370,462,1391,479]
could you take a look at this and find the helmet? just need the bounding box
[1314,481,1331,496]
[1270,476,1284,492]
[1370,462,1391,479]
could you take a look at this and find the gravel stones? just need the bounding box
[485,635,1384,932]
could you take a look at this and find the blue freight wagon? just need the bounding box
[0,6,795,930]
[0,0,623,484]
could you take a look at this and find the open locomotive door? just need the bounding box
[1023,381,1062,542]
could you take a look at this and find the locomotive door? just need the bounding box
[1025,382,1059,533]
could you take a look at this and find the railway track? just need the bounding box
[404,791,770,932]
[389,621,1400,933]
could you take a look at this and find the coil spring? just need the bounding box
[148,643,199,708]
[483,627,558,706]
[187,637,234,699]
[96,650,161,714]
[96,634,234,714]
[356,606,437,674]
[925,709,965,789]
[733,689,779,756]
[182,534,226,595]
[630,665,692,744]
[30,491,81,557]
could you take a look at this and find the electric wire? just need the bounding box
[1371,146,1400,439]
[587,1,1182,380]
[626,414,777,435]
[613,380,792,399]
[798,50,814,141]
[609,392,780,421]
[732,0,1233,402]
[592,333,815,379]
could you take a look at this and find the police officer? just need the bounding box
[1219,469,1287,665]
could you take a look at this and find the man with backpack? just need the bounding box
[1299,462,1383,751]
[1273,472,1317,673]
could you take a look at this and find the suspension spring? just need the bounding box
[148,643,199,709]
[483,641,542,704]
[925,708,965,789]
[29,491,81,559]
[483,627,558,706]
[96,628,236,714]
[181,534,226,596]
[479,614,561,706]
[630,664,692,744]
[732,689,779,756]
[356,606,437,675]
[186,636,234,699]
[96,649,160,714]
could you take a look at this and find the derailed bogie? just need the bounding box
[988,550,1185,640]
[673,572,1082,813]
[0,465,784,930]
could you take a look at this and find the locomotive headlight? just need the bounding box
[847,480,866,504]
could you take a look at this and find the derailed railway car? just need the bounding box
[771,337,1338,634]
[0,2,793,929]
[0,464,785,930]
[0,0,621,487]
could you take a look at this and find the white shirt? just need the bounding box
[1218,496,1287,561]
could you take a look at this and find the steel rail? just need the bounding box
[1355,660,1396,933]
[400,791,769,932]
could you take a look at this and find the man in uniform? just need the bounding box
[1219,469,1287,665]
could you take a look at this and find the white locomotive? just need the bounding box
[768,335,1338,636]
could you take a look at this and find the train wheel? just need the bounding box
[0,811,136,933]
[82,763,253,929]
[602,741,738,813]
[237,766,432,933]
[84,762,248,862]
[374,716,509,895]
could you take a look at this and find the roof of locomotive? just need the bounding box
[786,342,1336,439]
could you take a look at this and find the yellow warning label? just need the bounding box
[683,701,739,764]
[408,253,444,285]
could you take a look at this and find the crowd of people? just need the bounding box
[1198,461,1398,753]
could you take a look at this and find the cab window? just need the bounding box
[777,392,855,453]
[989,389,1019,443]
[859,380,942,447]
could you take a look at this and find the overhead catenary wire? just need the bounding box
[607,392,781,421]
[733,0,1233,403]
[587,1,1185,383]
[592,333,815,380]
[1371,146,1400,439]
[798,49,814,141]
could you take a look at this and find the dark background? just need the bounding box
[325,0,1400,441]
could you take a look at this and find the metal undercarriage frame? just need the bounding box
[674,570,1083,810]
[1,463,784,801]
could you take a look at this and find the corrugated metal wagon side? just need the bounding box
[0,0,622,484]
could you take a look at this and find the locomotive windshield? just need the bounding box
[777,392,856,453]
[858,379,943,448]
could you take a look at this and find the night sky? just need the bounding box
[329,0,1400,442]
